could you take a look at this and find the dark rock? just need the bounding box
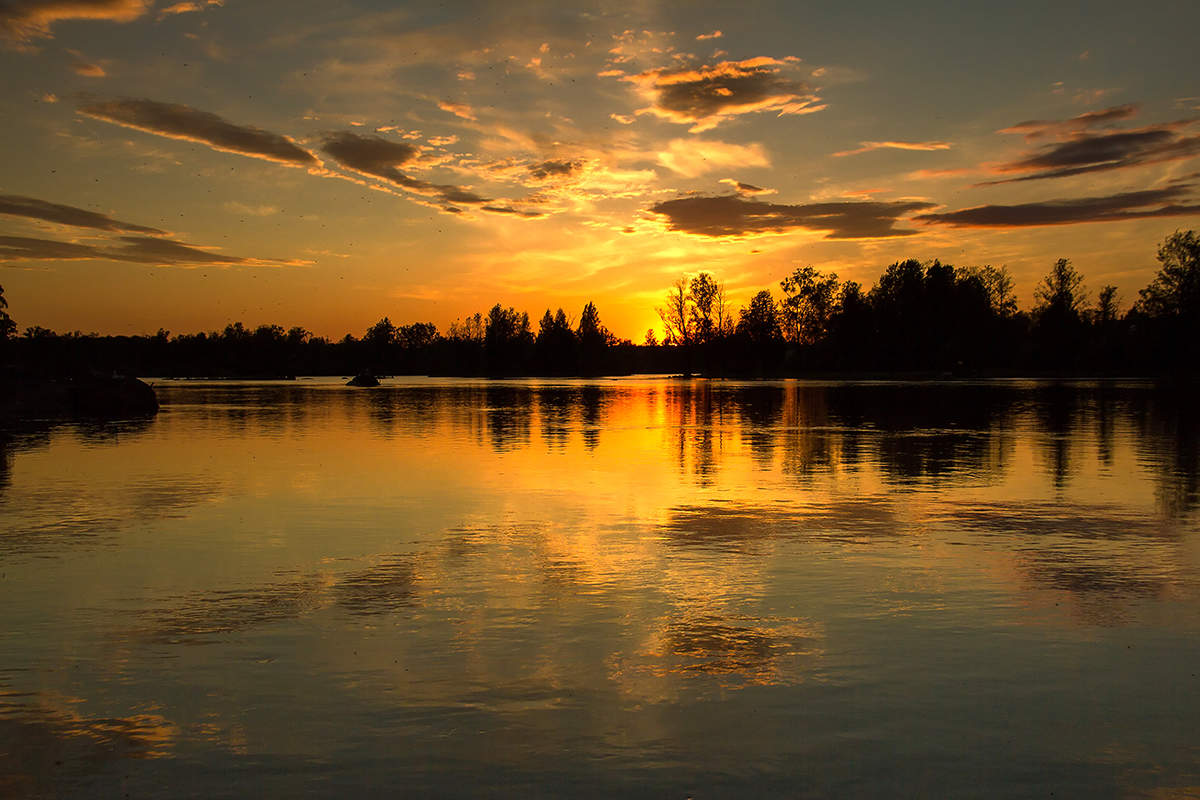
[1,375,159,419]
[346,373,380,387]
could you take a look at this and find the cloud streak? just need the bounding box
[984,122,1200,184]
[657,138,769,177]
[915,185,1200,228]
[617,57,824,133]
[79,98,318,167]
[651,194,935,239]
[998,104,1141,141]
[981,106,1200,184]
[833,140,952,157]
[0,233,308,267]
[0,194,165,234]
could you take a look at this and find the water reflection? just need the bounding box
[1,378,1198,798]
[134,556,421,643]
[664,498,902,553]
[612,613,821,690]
[0,688,174,796]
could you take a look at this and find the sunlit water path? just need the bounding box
[1,378,1198,798]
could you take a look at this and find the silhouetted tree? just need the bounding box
[737,290,782,345]
[1136,230,1200,319]
[657,276,695,347]
[536,308,576,374]
[965,265,1018,318]
[1094,285,1120,324]
[0,284,15,342]
[827,280,874,367]
[1132,229,1200,372]
[1036,258,1087,316]
[484,304,532,374]
[364,317,397,347]
[577,301,612,374]
[1033,258,1088,370]
[687,272,730,344]
[780,266,840,345]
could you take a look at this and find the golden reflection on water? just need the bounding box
[0,379,1198,796]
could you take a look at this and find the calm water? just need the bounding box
[1,378,1198,798]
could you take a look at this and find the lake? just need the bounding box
[1,378,1198,798]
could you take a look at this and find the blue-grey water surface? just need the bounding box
[1,378,1198,798]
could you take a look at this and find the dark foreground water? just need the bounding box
[1,378,1198,798]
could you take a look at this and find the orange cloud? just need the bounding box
[998,103,1140,141]
[656,138,769,177]
[437,100,477,121]
[832,140,952,157]
[0,0,149,43]
[67,49,104,76]
[618,57,824,133]
[157,0,221,18]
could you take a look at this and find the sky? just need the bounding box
[1,0,1198,340]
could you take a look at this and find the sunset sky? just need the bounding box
[1,0,1198,340]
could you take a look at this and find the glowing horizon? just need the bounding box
[1,0,1198,340]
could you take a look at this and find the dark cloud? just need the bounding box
[719,179,774,196]
[0,194,164,234]
[0,233,305,267]
[984,123,1200,184]
[528,159,581,180]
[321,131,418,179]
[621,57,823,132]
[650,194,935,239]
[481,205,545,218]
[104,235,254,264]
[998,103,1141,141]
[79,98,317,166]
[983,106,1200,183]
[0,235,106,261]
[321,130,488,207]
[0,0,148,43]
[916,186,1200,228]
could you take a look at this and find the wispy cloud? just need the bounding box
[0,0,149,44]
[527,159,582,180]
[0,234,309,267]
[656,138,769,177]
[998,104,1141,141]
[916,185,1200,228]
[832,140,952,157]
[157,0,222,19]
[614,56,824,133]
[437,100,477,121]
[650,193,934,239]
[0,193,164,234]
[983,120,1200,184]
[79,98,319,166]
[223,201,279,217]
[718,179,775,196]
[696,30,722,41]
[67,49,105,76]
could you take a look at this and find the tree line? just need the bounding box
[0,230,1197,378]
